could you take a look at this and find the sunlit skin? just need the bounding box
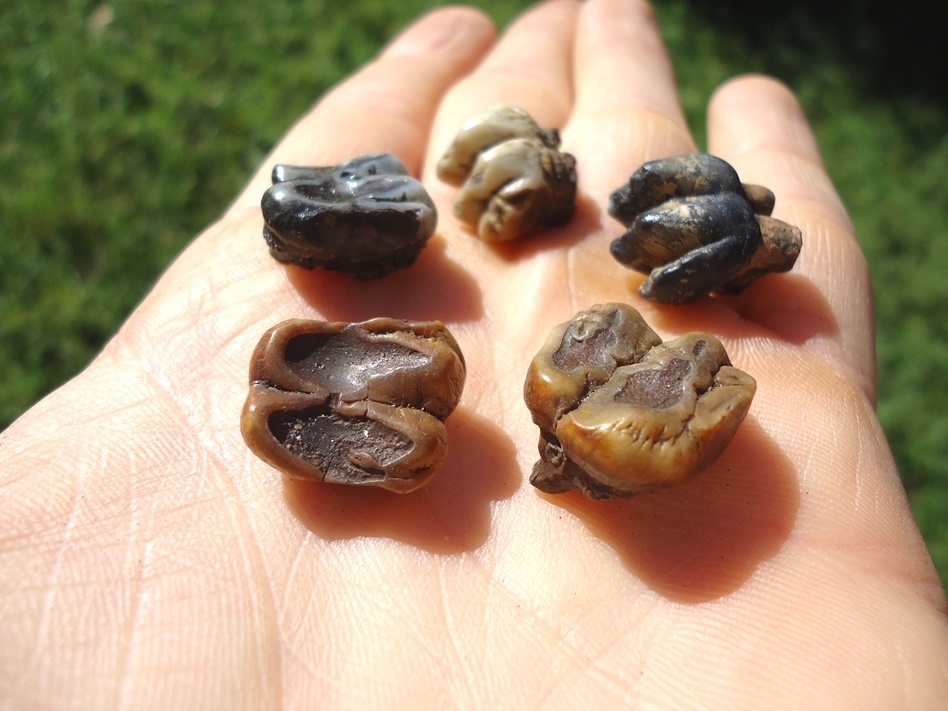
[1,1,946,708]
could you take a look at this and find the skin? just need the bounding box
[1,0,946,708]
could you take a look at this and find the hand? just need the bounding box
[3,0,946,707]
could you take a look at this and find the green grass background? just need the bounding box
[2,0,946,584]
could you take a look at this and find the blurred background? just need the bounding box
[2,0,945,583]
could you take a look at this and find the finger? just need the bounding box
[527,0,695,318]
[568,0,694,200]
[426,0,580,172]
[231,6,496,211]
[707,75,875,396]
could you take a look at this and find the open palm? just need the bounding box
[3,1,946,708]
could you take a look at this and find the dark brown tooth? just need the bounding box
[608,152,801,303]
[241,317,465,494]
[261,153,436,279]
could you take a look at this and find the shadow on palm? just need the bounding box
[286,235,483,324]
[285,407,520,554]
[543,417,799,603]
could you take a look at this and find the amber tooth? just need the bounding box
[523,303,755,499]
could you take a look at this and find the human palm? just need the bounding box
[3,1,946,708]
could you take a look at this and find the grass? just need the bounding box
[2,0,945,584]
